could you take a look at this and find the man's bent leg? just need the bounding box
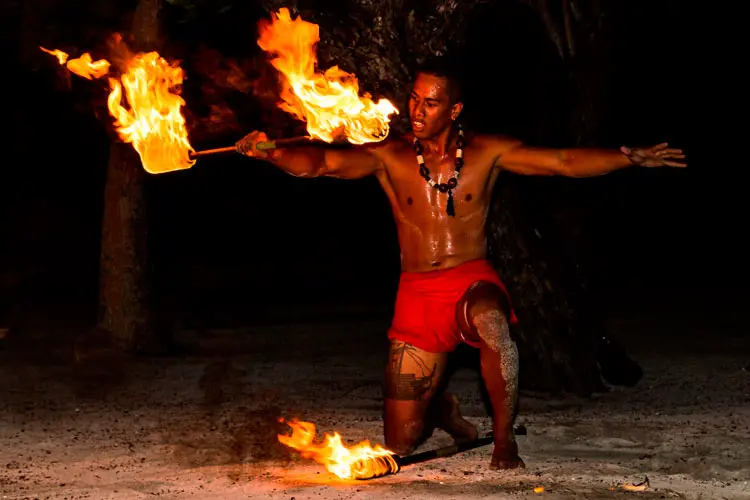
[427,354,479,444]
[459,281,525,469]
[383,341,449,455]
[474,309,524,469]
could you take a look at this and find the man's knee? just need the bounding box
[384,434,418,456]
[457,281,511,344]
[383,405,425,456]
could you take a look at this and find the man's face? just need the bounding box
[408,73,462,140]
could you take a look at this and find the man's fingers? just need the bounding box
[236,140,253,155]
[656,150,685,159]
[657,147,682,155]
[652,142,669,151]
[663,160,687,168]
[235,131,265,156]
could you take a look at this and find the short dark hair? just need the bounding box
[414,56,464,104]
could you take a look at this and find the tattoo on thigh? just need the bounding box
[385,343,437,401]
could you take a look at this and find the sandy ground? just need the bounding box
[0,308,748,500]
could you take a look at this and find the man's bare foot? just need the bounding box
[436,393,479,442]
[489,439,525,470]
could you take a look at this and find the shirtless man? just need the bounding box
[236,58,686,469]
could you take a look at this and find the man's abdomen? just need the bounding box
[399,225,487,273]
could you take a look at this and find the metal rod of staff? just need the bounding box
[189,136,314,159]
[399,433,494,468]
[353,433,494,480]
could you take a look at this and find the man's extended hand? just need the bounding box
[236,130,269,159]
[620,142,686,168]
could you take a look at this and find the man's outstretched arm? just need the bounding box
[236,131,385,179]
[493,137,686,177]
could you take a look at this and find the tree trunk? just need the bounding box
[98,144,150,351]
[485,0,626,395]
[486,177,606,395]
[97,0,163,352]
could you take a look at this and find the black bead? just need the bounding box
[447,177,457,189]
[438,183,449,193]
[455,157,464,167]
[419,166,430,177]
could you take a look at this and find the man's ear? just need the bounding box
[451,102,463,121]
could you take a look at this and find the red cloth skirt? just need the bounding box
[387,259,517,353]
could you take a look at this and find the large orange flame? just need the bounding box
[40,44,195,174]
[105,51,196,174]
[278,419,397,480]
[258,9,398,144]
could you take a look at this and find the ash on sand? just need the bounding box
[0,309,748,499]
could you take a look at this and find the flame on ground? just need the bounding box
[40,43,195,174]
[258,8,398,145]
[278,419,398,480]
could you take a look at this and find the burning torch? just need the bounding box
[278,419,498,481]
[190,8,399,161]
[41,8,397,175]
[349,433,495,480]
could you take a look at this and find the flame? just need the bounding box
[40,47,111,80]
[68,53,111,80]
[40,43,195,174]
[278,419,398,480]
[40,47,69,65]
[106,52,195,174]
[258,9,398,144]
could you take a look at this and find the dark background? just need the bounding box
[2,0,743,334]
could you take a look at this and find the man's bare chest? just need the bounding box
[383,155,495,216]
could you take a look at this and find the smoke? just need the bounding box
[183,45,295,141]
[105,33,136,76]
[191,47,255,94]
